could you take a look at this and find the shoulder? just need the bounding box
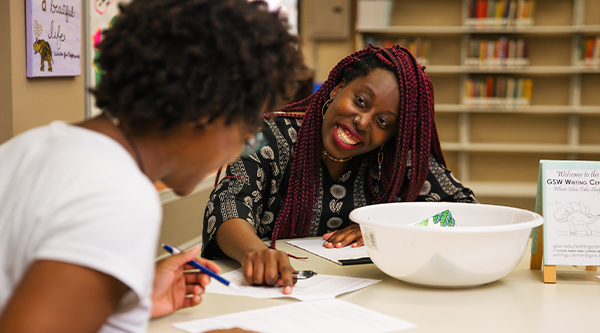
[1,121,159,213]
[263,114,303,132]
[0,123,159,324]
[260,114,303,148]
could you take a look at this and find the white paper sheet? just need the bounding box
[172,298,417,333]
[205,268,380,301]
[286,238,371,265]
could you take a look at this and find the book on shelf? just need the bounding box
[578,36,600,68]
[464,76,532,107]
[466,37,529,67]
[364,36,430,66]
[465,0,535,29]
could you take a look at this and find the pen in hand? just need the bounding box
[162,244,240,290]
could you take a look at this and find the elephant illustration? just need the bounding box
[33,39,53,72]
[553,201,600,236]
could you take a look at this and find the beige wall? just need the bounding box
[157,190,209,256]
[0,0,85,144]
[0,0,13,143]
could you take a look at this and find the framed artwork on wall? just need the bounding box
[26,0,82,78]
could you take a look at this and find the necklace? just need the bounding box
[322,149,352,163]
[103,112,146,174]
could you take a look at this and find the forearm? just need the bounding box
[214,218,270,263]
[0,261,126,333]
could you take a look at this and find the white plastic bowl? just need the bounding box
[349,202,543,288]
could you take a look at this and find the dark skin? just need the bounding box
[215,219,296,295]
[320,68,400,249]
[0,248,242,333]
[215,68,400,293]
[0,116,257,333]
[0,261,128,333]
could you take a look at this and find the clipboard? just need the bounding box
[286,239,372,266]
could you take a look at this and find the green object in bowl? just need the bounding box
[414,209,456,227]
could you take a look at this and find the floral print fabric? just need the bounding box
[202,116,477,259]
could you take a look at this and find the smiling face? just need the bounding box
[321,68,400,160]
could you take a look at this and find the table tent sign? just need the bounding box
[26,0,81,77]
[531,160,600,283]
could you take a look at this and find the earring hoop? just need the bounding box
[322,99,332,119]
[377,146,384,181]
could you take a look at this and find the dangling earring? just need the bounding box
[377,146,384,181]
[322,99,332,119]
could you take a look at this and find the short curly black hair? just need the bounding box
[341,53,394,85]
[92,0,305,132]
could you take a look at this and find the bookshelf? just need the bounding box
[354,0,600,210]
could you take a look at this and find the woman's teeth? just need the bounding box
[337,126,360,145]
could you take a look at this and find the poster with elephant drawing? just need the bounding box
[541,160,600,266]
[26,0,81,77]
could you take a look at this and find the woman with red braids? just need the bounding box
[202,45,477,294]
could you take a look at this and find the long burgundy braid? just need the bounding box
[267,45,445,246]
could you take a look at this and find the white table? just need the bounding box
[149,239,600,332]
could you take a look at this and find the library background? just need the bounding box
[333,0,600,211]
[3,0,600,249]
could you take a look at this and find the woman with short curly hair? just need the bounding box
[94,0,300,132]
[0,0,303,332]
[203,45,477,295]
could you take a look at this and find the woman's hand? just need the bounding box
[215,218,297,295]
[242,248,296,295]
[322,223,364,248]
[151,246,221,318]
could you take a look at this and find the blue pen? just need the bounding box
[162,244,240,290]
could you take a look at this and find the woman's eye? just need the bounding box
[355,96,366,107]
[377,117,387,128]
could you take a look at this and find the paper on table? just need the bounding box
[172,298,417,333]
[205,268,380,301]
[286,238,371,265]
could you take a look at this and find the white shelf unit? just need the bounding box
[354,0,600,208]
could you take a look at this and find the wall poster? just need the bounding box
[26,0,81,77]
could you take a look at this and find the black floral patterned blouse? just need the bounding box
[202,116,478,259]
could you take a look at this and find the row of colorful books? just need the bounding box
[465,38,529,67]
[364,37,430,66]
[464,77,533,106]
[465,0,535,28]
[578,36,600,67]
